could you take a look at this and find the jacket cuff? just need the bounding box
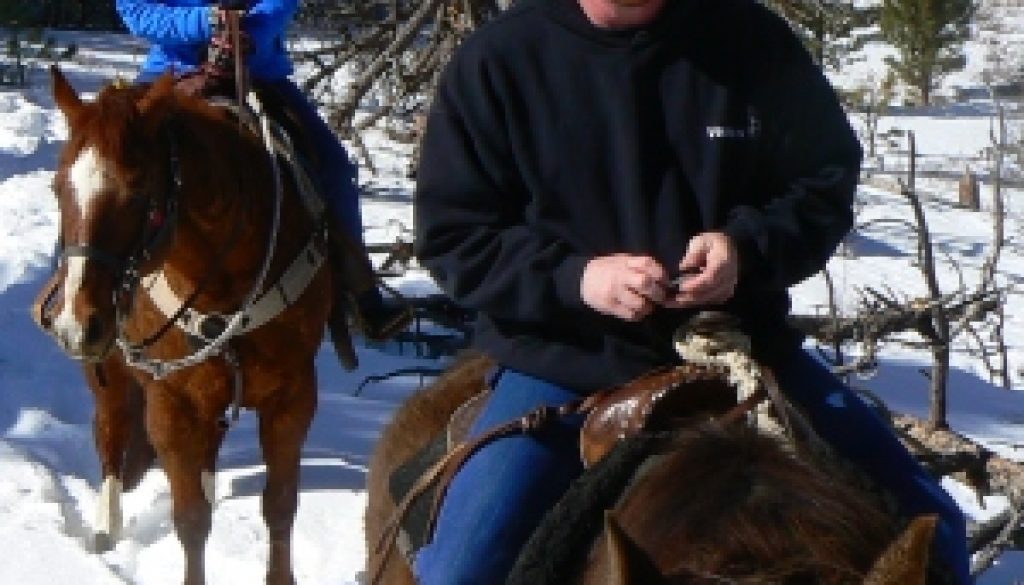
[552,254,590,310]
[722,208,772,285]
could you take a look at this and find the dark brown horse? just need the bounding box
[38,68,331,585]
[366,355,939,584]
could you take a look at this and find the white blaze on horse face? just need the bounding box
[52,147,107,353]
[52,255,88,352]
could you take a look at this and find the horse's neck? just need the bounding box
[160,110,277,304]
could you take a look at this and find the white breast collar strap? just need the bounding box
[141,232,326,342]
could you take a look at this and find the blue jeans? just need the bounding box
[263,79,364,242]
[413,369,585,585]
[414,353,971,585]
[773,351,970,583]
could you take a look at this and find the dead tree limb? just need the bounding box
[889,413,1024,575]
[787,287,1001,345]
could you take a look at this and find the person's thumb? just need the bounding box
[680,235,710,270]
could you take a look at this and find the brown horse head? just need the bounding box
[367,359,942,585]
[47,68,179,360]
[600,424,935,584]
[603,511,936,584]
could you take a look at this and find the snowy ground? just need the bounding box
[1,30,1023,584]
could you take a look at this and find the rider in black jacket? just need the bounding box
[414,0,970,582]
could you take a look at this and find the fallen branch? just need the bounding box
[788,288,1000,344]
[887,413,1024,575]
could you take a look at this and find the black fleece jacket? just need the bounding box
[414,0,862,393]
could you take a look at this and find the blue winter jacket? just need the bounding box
[116,0,297,81]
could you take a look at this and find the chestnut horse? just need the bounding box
[365,355,940,584]
[38,68,331,585]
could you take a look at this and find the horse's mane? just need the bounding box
[64,80,237,167]
[509,424,900,585]
[507,434,660,585]
[619,425,897,583]
[58,84,141,170]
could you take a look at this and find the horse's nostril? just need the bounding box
[84,313,105,346]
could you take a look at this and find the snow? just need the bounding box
[0,28,1023,584]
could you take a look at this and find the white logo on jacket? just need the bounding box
[706,126,747,139]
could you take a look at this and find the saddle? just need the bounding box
[379,312,808,576]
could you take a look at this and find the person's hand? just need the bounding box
[663,232,739,308]
[581,254,669,321]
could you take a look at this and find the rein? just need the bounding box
[117,92,286,382]
[115,111,252,356]
[227,10,247,113]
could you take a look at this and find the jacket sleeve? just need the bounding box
[414,49,590,323]
[116,0,213,45]
[722,11,861,290]
[243,0,298,48]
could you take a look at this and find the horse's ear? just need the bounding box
[604,511,666,585]
[863,514,937,585]
[136,72,177,132]
[51,66,82,120]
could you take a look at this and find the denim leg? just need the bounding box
[265,79,364,242]
[413,368,585,585]
[774,349,971,584]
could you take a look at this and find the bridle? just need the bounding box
[61,124,182,289]
[49,84,321,427]
[51,122,183,359]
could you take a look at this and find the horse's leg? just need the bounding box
[258,372,316,585]
[86,355,131,551]
[146,388,223,585]
[87,352,158,552]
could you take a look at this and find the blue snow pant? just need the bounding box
[413,350,971,585]
[135,72,366,244]
[261,78,365,242]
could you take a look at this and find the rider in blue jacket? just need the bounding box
[116,0,412,349]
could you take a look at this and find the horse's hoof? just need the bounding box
[93,531,115,553]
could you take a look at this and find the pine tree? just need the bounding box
[0,2,39,86]
[1,2,77,86]
[880,0,973,106]
[762,0,873,71]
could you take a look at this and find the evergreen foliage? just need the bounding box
[761,0,875,71]
[880,0,973,105]
[1,2,37,86]
[1,1,77,87]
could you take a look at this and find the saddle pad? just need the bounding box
[387,434,448,559]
